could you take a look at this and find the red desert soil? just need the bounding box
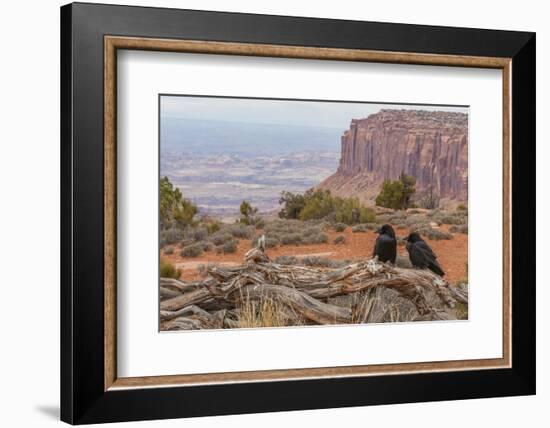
[162,225,468,284]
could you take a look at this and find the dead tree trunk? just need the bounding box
[160,245,468,330]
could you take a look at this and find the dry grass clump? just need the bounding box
[234,291,304,328]
[160,258,180,279]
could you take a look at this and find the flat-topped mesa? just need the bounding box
[320,109,468,204]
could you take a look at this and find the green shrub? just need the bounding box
[160,176,197,228]
[180,243,204,258]
[279,188,375,224]
[334,235,346,245]
[205,221,221,234]
[333,223,347,232]
[375,173,416,210]
[223,239,238,253]
[160,259,180,278]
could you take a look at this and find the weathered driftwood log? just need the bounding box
[160,244,468,330]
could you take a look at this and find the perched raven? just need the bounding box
[373,224,397,263]
[405,232,445,277]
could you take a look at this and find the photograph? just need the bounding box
[158,95,470,331]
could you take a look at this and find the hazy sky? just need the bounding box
[161,95,468,130]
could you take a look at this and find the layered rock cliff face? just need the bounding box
[320,109,468,204]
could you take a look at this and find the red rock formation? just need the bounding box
[320,109,468,204]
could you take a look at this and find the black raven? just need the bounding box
[405,232,445,277]
[373,224,397,263]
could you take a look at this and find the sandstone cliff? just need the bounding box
[320,109,468,204]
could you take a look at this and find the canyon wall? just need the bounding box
[320,109,468,204]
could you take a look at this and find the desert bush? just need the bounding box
[199,241,214,252]
[304,232,328,244]
[334,235,346,245]
[192,227,208,242]
[302,225,323,237]
[438,215,466,225]
[160,227,185,246]
[376,211,408,224]
[223,239,238,254]
[215,245,224,254]
[414,227,453,240]
[253,217,266,229]
[160,259,180,279]
[180,243,204,258]
[280,233,303,245]
[163,246,174,255]
[209,232,234,246]
[449,224,468,234]
[205,221,221,234]
[352,223,379,233]
[227,223,255,239]
[333,223,347,232]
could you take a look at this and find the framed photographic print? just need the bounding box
[60,2,536,424]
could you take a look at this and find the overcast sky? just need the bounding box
[161,95,468,130]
